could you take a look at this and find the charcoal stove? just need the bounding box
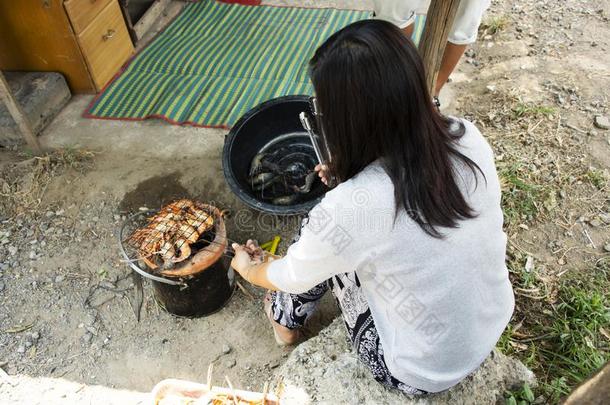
[119,202,235,318]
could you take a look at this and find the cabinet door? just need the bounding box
[64,0,113,34]
[77,0,134,91]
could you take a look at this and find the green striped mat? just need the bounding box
[86,1,424,128]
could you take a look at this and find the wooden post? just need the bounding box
[418,0,462,95]
[0,71,43,154]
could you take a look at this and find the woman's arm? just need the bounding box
[230,243,280,291]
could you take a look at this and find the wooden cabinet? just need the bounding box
[0,0,134,93]
[77,0,134,90]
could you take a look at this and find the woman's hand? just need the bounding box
[230,239,263,281]
[315,164,330,186]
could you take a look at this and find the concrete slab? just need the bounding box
[0,72,71,146]
[40,95,224,160]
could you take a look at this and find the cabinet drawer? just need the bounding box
[78,0,133,91]
[64,0,113,34]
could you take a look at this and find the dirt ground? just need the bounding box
[1,0,609,403]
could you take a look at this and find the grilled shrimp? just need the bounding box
[171,239,191,263]
[128,199,216,268]
[177,223,199,243]
[163,199,195,213]
[159,239,176,262]
[186,208,214,233]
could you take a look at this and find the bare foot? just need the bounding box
[264,292,300,346]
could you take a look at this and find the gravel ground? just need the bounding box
[1,0,609,403]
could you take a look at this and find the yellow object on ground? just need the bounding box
[260,236,281,255]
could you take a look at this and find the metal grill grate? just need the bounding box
[125,200,216,270]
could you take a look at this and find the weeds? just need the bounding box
[499,163,550,224]
[504,383,535,405]
[544,284,609,385]
[499,262,610,404]
[541,377,571,404]
[481,15,509,35]
[585,167,608,190]
[512,102,556,119]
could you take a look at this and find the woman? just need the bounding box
[230,20,514,395]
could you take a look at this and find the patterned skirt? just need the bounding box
[269,271,427,396]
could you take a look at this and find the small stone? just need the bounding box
[594,115,610,130]
[222,344,231,354]
[55,209,65,216]
[486,85,496,93]
[226,359,237,368]
[86,313,97,326]
[24,341,32,348]
[85,326,98,336]
[0,281,5,292]
[269,360,280,369]
[82,333,93,344]
[8,246,17,256]
[45,211,55,218]
[113,214,121,221]
[599,213,610,224]
[589,218,603,227]
[55,275,65,283]
[29,251,37,260]
[0,263,7,271]
[604,243,610,253]
[17,345,26,354]
[31,332,40,341]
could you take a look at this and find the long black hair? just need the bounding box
[309,19,483,238]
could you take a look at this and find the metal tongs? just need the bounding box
[299,96,336,187]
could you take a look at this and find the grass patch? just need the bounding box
[481,15,509,35]
[512,102,556,119]
[499,164,548,225]
[585,167,608,190]
[500,261,610,403]
[543,284,609,385]
[504,383,535,405]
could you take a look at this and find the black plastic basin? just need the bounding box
[222,96,328,215]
